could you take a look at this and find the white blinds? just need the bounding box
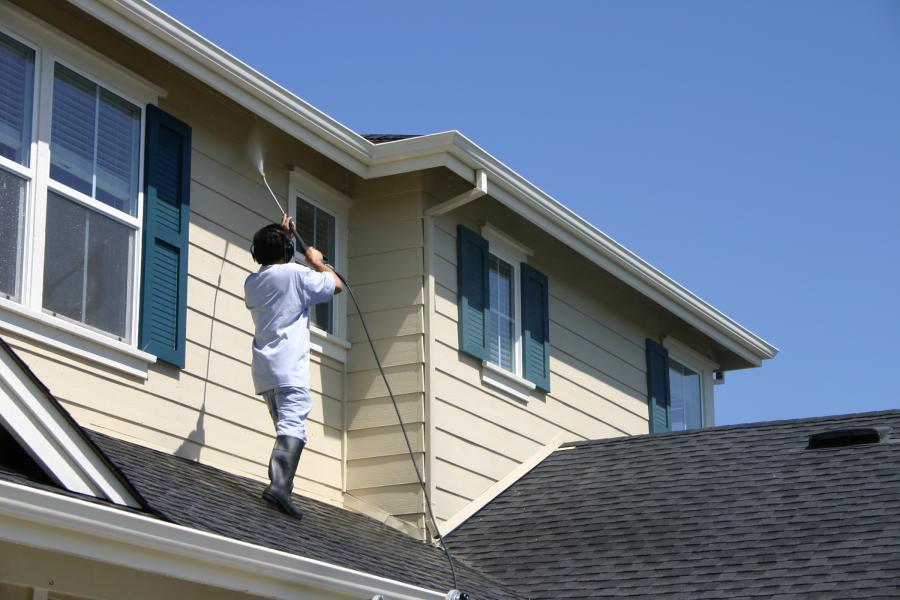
[0,31,34,165]
[50,64,140,215]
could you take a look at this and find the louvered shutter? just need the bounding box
[646,338,671,433]
[139,105,191,367]
[457,225,489,361]
[521,263,550,391]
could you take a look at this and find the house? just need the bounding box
[447,410,900,599]
[0,0,780,597]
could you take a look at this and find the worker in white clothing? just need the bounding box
[244,214,342,519]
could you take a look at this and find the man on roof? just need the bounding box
[244,214,343,519]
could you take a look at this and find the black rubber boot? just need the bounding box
[262,435,304,519]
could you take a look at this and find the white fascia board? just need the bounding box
[67,0,374,176]
[60,0,776,364]
[0,348,140,507]
[374,133,779,366]
[0,479,447,600]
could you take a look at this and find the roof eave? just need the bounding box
[67,0,777,366]
[71,0,376,176]
[371,132,779,366]
[0,479,448,600]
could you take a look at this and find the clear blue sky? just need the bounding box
[152,0,900,426]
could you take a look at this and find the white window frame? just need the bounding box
[663,336,718,428]
[0,3,165,379]
[288,167,352,363]
[479,223,536,402]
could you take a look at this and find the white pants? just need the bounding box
[262,386,312,443]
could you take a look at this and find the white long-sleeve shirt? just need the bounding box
[244,263,336,394]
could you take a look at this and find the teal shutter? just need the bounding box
[646,338,671,433]
[457,225,489,361]
[139,105,191,367]
[521,263,550,392]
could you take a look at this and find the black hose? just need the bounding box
[291,227,461,592]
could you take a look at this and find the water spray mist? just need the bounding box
[258,160,287,217]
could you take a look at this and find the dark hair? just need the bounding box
[251,224,293,265]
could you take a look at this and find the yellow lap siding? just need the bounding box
[348,305,423,343]
[346,335,424,373]
[346,394,424,430]
[346,453,426,489]
[346,424,425,460]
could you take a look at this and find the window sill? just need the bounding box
[310,325,351,363]
[0,299,155,379]
[481,360,535,402]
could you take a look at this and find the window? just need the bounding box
[487,254,515,371]
[296,197,336,333]
[288,168,351,354]
[0,30,35,303]
[43,64,141,341]
[668,358,703,430]
[457,223,550,400]
[0,7,162,373]
[646,336,717,432]
[482,226,528,384]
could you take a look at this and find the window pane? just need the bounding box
[85,208,133,336]
[296,199,315,251]
[488,255,515,371]
[51,66,96,197]
[0,170,26,300]
[50,65,141,215]
[0,31,35,165]
[96,89,140,213]
[315,208,336,260]
[669,359,703,430]
[43,193,133,340]
[297,198,336,333]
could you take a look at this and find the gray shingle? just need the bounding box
[86,431,523,599]
[362,133,420,144]
[448,410,900,599]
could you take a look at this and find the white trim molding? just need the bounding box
[481,360,535,403]
[0,479,448,600]
[310,325,351,364]
[0,297,155,380]
[0,342,141,506]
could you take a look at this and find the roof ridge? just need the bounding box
[561,408,900,449]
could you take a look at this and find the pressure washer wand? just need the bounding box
[259,168,331,262]
[260,169,287,216]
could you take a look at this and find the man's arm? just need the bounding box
[281,215,343,294]
[305,246,343,294]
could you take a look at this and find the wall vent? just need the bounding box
[807,426,891,449]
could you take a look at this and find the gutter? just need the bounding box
[373,133,779,365]
[68,0,777,366]
[72,0,375,176]
[0,479,447,599]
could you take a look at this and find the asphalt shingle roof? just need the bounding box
[362,133,421,144]
[448,410,900,599]
[87,431,523,599]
